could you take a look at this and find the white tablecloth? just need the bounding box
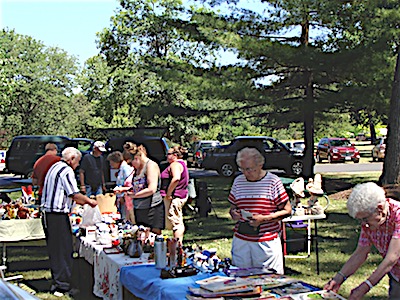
[79,236,154,300]
[0,219,45,242]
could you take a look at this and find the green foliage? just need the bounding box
[87,0,398,179]
[0,29,92,147]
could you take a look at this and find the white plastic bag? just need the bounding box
[188,178,197,199]
[81,204,102,226]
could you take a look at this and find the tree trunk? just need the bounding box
[301,18,314,178]
[368,114,376,144]
[380,48,400,185]
[303,70,315,178]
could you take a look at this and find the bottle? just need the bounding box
[154,235,167,269]
[168,238,178,268]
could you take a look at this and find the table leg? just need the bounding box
[315,220,320,275]
[2,242,6,266]
[307,219,311,257]
[281,222,286,271]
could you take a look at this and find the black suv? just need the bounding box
[104,135,173,185]
[201,136,304,177]
[5,135,89,178]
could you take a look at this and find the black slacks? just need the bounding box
[42,212,73,291]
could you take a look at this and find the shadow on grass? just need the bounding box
[324,178,354,194]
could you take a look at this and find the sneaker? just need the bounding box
[53,291,64,297]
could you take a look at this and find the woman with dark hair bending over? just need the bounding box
[161,145,189,242]
[126,144,164,235]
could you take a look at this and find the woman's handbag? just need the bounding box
[237,221,260,236]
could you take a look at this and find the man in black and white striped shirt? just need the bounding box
[42,147,97,296]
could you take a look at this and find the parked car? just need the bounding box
[193,140,221,152]
[5,136,94,178]
[104,135,173,184]
[285,140,305,154]
[0,150,6,172]
[5,135,79,178]
[72,138,94,156]
[372,137,386,162]
[188,140,221,168]
[316,137,360,163]
[201,136,304,177]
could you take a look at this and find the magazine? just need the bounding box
[188,286,262,298]
[289,290,347,300]
[196,276,250,292]
[225,266,276,277]
[244,274,298,288]
[267,281,319,296]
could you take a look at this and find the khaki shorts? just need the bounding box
[164,196,188,231]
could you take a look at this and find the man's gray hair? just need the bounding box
[62,147,82,161]
[347,182,386,218]
[236,147,265,167]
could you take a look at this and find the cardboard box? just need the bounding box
[95,193,117,214]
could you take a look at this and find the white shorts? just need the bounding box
[231,235,284,274]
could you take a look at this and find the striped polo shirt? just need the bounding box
[228,172,289,242]
[42,161,79,213]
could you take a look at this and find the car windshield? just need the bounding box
[330,139,351,147]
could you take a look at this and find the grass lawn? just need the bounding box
[4,171,388,299]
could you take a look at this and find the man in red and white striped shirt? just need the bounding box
[228,147,291,274]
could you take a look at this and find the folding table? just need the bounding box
[282,214,326,275]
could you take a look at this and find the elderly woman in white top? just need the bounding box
[324,182,400,299]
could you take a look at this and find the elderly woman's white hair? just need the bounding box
[347,182,386,218]
[62,147,82,161]
[236,147,265,167]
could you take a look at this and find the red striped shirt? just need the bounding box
[228,172,289,242]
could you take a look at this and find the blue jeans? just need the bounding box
[85,185,102,197]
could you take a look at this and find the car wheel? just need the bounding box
[25,169,33,179]
[291,161,303,176]
[316,153,322,163]
[218,162,236,177]
[353,159,359,163]
[328,155,333,164]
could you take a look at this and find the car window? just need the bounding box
[262,140,270,150]
[330,139,351,147]
[264,139,278,150]
[201,142,220,148]
[294,142,305,149]
[76,140,92,152]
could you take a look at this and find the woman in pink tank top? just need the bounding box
[161,145,189,242]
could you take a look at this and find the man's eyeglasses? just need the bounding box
[167,152,176,156]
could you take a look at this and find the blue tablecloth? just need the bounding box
[120,265,226,300]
